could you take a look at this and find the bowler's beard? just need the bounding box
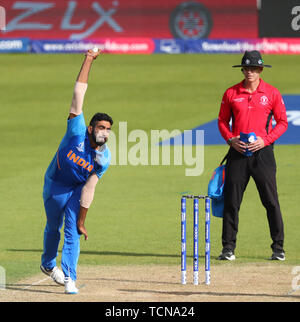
[92,130,107,147]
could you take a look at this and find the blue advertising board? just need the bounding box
[0,38,29,52]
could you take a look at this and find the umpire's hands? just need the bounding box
[248,136,265,152]
[230,136,265,154]
[229,136,247,154]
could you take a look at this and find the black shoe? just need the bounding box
[217,249,236,261]
[270,251,285,261]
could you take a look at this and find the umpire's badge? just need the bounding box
[260,95,269,106]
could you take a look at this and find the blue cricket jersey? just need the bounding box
[45,113,111,187]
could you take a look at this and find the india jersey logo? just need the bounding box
[67,150,93,172]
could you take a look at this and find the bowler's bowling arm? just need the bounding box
[69,49,100,120]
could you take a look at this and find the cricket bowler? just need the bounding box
[40,48,113,294]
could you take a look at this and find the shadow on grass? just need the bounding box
[6,249,276,262]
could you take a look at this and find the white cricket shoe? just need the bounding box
[64,277,79,294]
[40,265,65,286]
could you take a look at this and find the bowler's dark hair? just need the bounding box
[89,113,113,127]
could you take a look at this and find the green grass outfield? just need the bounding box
[1,53,300,283]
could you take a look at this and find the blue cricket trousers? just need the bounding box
[41,177,83,281]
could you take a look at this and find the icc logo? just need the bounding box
[260,95,269,106]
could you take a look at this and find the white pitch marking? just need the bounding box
[22,276,50,290]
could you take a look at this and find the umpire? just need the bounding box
[217,50,288,261]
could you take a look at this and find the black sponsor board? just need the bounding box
[259,0,300,37]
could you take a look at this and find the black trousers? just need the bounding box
[222,145,284,253]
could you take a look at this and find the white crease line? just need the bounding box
[22,276,50,290]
